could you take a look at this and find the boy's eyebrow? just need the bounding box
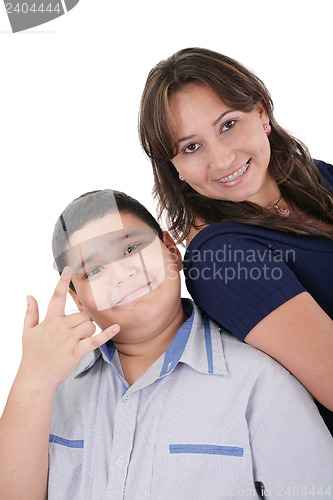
[72,228,154,273]
[74,250,97,273]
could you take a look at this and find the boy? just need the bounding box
[0,189,332,500]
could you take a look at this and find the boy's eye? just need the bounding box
[124,243,140,256]
[184,143,201,154]
[221,120,236,132]
[87,266,103,278]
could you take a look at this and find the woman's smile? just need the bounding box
[215,160,250,184]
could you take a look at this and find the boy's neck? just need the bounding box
[114,305,188,386]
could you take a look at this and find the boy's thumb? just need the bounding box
[24,295,39,328]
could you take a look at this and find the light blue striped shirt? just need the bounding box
[48,300,333,499]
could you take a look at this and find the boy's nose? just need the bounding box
[109,260,137,287]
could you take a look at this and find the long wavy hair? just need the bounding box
[139,47,333,243]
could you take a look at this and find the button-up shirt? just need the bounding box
[48,300,333,499]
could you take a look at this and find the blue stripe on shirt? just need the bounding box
[169,444,244,457]
[160,301,195,377]
[49,434,84,448]
[204,316,214,374]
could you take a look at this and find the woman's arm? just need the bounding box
[245,291,333,411]
[184,228,333,412]
[250,368,333,492]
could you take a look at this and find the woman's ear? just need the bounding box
[255,101,269,124]
[68,289,94,320]
[162,231,183,269]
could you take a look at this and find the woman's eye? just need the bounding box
[221,120,236,132]
[184,143,201,154]
[87,266,103,278]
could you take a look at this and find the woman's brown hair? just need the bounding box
[139,47,333,243]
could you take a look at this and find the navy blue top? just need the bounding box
[183,159,333,434]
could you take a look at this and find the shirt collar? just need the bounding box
[74,331,117,378]
[74,348,102,378]
[159,299,227,377]
[74,299,228,379]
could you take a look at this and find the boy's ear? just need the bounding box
[68,289,94,320]
[162,231,183,269]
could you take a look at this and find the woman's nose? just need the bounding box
[207,139,235,171]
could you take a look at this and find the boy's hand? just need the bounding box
[20,267,120,391]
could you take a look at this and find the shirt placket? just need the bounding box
[105,389,139,499]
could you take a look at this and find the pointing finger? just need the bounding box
[46,266,72,318]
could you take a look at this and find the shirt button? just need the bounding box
[123,395,131,404]
[115,456,125,468]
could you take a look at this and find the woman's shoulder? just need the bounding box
[314,159,333,192]
[186,219,270,247]
[186,220,333,254]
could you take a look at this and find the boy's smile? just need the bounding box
[66,211,186,351]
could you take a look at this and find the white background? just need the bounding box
[0,0,332,413]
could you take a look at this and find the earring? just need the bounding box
[263,123,271,135]
[179,173,186,182]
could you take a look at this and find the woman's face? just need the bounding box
[169,83,277,205]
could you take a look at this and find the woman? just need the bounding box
[139,47,333,435]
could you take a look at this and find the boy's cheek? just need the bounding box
[71,280,104,315]
[167,263,181,281]
[75,276,117,312]
[141,247,166,285]
[89,281,114,311]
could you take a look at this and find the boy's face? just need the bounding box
[66,211,183,344]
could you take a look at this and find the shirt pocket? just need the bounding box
[153,442,256,499]
[48,433,84,500]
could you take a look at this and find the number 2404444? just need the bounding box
[5,3,62,14]
[276,486,331,496]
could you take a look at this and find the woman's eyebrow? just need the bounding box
[178,134,195,144]
[177,110,235,143]
[212,110,234,126]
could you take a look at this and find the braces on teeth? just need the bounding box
[217,161,249,183]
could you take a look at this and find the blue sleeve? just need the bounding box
[184,232,305,341]
[314,159,333,192]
